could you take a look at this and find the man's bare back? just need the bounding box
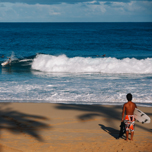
[122,94,137,121]
[123,101,137,115]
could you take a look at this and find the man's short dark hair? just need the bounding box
[126,93,132,101]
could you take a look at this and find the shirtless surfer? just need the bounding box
[121,93,137,141]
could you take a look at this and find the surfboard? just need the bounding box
[134,108,151,124]
[1,61,9,66]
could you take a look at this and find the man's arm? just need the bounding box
[121,104,126,122]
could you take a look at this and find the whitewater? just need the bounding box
[0,22,152,106]
[32,54,152,74]
[0,54,151,106]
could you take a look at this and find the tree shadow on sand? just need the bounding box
[0,103,50,142]
[55,104,152,134]
[56,104,122,127]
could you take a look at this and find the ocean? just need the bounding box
[0,22,152,106]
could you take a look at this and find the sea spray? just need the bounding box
[32,54,152,74]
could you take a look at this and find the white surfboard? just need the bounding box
[1,61,9,66]
[134,108,151,124]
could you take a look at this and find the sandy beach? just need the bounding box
[0,102,151,152]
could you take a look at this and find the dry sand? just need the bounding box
[0,102,152,152]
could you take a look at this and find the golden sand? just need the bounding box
[0,103,151,152]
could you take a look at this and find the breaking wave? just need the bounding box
[32,54,152,74]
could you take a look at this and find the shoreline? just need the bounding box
[0,102,152,152]
[0,101,152,107]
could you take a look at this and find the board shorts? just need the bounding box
[124,115,135,132]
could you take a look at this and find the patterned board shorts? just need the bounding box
[124,115,135,132]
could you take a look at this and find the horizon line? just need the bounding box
[0,21,152,23]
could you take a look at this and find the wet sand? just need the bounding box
[0,103,152,152]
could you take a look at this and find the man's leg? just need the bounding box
[131,131,134,141]
[130,123,134,141]
[125,121,129,141]
[126,131,129,141]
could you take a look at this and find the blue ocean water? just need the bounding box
[0,23,152,106]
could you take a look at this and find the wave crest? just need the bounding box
[31,54,152,74]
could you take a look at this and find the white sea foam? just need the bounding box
[19,59,33,62]
[0,71,152,106]
[1,54,151,106]
[32,54,152,74]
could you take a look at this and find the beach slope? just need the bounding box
[0,103,152,152]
